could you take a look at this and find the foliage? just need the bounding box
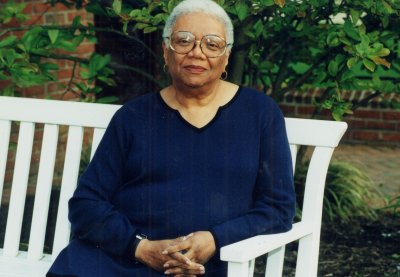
[379,194,400,216]
[0,0,399,111]
[295,160,383,223]
[119,0,400,119]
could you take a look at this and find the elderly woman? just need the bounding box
[47,0,295,276]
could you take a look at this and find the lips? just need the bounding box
[184,65,206,73]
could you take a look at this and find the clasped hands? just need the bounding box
[135,231,216,277]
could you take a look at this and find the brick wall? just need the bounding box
[0,1,94,194]
[0,0,94,99]
[279,90,400,147]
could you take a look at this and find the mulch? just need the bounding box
[254,213,400,277]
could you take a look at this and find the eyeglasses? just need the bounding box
[164,31,230,58]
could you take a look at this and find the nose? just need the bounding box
[188,40,205,58]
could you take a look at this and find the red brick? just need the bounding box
[0,80,11,89]
[33,3,51,14]
[365,121,396,130]
[23,3,33,14]
[382,132,400,142]
[52,3,71,12]
[297,105,315,115]
[57,69,73,79]
[21,85,45,97]
[279,104,295,115]
[382,111,400,121]
[46,81,66,93]
[74,43,95,55]
[353,109,381,119]
[45,13,66,25]
[345,119,366,129]
[23,15,45,25]
[352,131,380,141]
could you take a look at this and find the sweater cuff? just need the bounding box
[124,234,137,259]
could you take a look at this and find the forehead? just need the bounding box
[173,12,226,38]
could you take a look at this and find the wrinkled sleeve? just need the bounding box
[211,103,296,248]
[68,107,136,257]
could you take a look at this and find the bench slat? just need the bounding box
[3,122,35,257]
[28,124,59,260]
[0,120,11,207]
[52,125,84,260]
[91,128,106,160]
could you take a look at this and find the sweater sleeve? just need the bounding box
[211,103,296,248]
[68,107,137,257]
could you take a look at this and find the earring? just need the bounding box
[163,64,168,73]
[220,71,227,80]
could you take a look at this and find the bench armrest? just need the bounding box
[220,222,310,263]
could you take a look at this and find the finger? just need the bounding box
[162,240,190,255]
[180,233,194,242]
[165,264,205,276]
[164,249,195,268]
[169,251,192,265]
[163,259,184,269]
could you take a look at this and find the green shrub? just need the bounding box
[295,160,383,223]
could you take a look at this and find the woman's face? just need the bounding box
[163,12,230,89]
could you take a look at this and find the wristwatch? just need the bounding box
[133,233,147,259]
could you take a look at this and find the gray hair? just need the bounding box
[162,0,234,49]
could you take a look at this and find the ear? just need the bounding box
[224,50,231,68]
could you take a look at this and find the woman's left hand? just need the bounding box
[162,231,216,276]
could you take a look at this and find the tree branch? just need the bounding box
[60,60,78,100]
[351,91,382,111]
[1,25,159,60]
[32,52,164,88]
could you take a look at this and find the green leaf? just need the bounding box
[0,71,9,81]
[350,9,361,24]
[129,9,141,17]
[347,57,358,69]
[382,0,394,13]
[143,26,158,34]
[48,29,59,44]
[235,2,249,21]
[253,19,264,38]
[372,75,381,87]
[362,58,376,72]
[327,32,340,47]
[97,76,117,86]
[0,35,17,48]
[344,20,360,41]
[260,0,275,6]
[112,0,122,14]
[328,60,338,76]
[374,48,390,57]
[97,96,119,103]
[71,16,82,29]
[314,72,327,84]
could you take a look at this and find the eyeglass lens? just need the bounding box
[170,31,227,58]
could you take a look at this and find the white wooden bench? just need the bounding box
[0,96,347,277]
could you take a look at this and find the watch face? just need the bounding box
[136,234,147,240]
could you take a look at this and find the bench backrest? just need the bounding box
[0,96,120,262]
[0,96,347,277]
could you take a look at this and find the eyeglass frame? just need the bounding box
[163,31,232,58]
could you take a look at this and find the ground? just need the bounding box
[254,213,400,277]
[318,214,400,277]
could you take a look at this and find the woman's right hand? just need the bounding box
[135,238,205,275]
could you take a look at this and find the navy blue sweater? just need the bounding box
[48,87,295,277]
